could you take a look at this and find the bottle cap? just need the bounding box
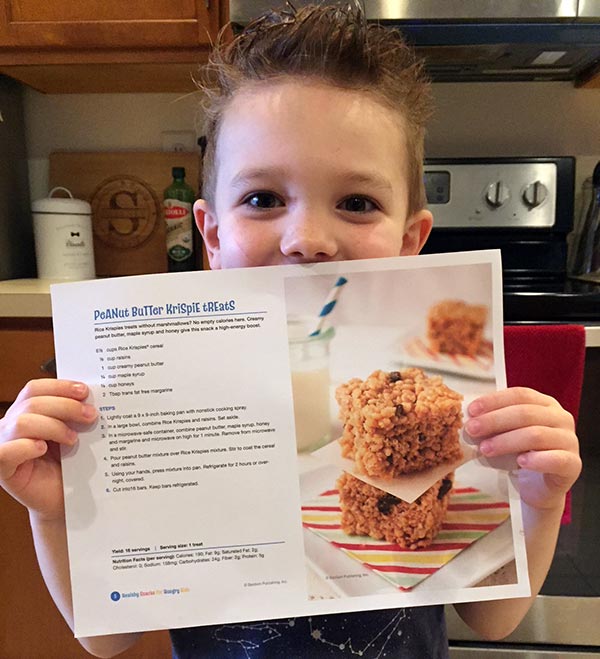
[172,167,186,179]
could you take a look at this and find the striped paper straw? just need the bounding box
[309,276,348,337]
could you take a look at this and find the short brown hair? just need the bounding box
[200,2,433,216]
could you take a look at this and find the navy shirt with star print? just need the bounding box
[170,607,449,658]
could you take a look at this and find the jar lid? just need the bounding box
[32,187,91,215]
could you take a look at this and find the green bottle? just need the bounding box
[163,167,196,272]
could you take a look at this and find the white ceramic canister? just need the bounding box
[32,187,96,280]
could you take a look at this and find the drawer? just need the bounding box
[0,318,55,403]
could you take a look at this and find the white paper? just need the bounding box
[50,250,530,638]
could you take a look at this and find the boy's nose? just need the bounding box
[279,211,338,262]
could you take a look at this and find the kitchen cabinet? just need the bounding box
[0,0,220,49]
[0,0,228,93]
[0,317,55,408]
[0,316,172,658]
[1,489,172,658]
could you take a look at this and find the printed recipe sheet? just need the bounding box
[51,250,530,637]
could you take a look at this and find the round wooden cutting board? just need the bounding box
[91,175,160,250]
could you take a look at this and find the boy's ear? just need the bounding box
[400,209,433,256]
[194,199,221,270]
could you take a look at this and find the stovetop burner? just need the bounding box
[503,276,600,322]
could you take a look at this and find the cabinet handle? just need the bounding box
[40,357,57,376]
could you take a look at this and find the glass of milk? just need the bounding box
[287,316,335,453]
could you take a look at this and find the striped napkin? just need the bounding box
[402,337,494,380]
[301,485,510,591]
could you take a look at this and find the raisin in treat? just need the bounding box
[427,299,487,357]
[337,472,454,549]
[336,368,463,479]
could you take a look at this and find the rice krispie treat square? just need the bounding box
[336,368,463,479]
[427,299,488,357]
[337,471,454,549]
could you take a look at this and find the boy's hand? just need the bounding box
[465,387,581,511]
[0,379,97,521]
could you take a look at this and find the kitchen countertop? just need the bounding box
[0,278,54,318]
[2,278,600,348]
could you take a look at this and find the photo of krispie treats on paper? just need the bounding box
[427,299,488,357]
[336,471,455,550]
[292,259,521,600]
[399,298,493,380]
[336,368,463,480]
[326,367,463,550]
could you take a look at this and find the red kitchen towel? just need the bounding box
[504,324,586,524]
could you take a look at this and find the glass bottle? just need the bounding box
[163,167,196,272]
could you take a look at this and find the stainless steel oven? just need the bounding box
[421,157,600,657]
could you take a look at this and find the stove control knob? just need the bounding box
[522,181,548,208]
[485,181,510,208]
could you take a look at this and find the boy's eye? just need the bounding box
[242,192,284,209]
[338,196,379,213]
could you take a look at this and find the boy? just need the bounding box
[0,4,581,658]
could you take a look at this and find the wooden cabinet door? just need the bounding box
[0,319,56,405]
[0,491,173,658]
[0,0,220,48]
[0,320,173,656]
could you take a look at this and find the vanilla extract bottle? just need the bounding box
[163,167,196,272]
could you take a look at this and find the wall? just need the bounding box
[24,90,204,200]
[24,81,600,213]
[428,82,600,158]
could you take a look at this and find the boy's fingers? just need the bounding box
[5,413,79,447]
[13,379,89,405]
[476,426,577,458]
[465,403,573,438]
[517,449,582,484]
[468,387,555,415]
[11,395,97,427]
[0,438,47,481]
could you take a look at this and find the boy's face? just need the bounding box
[195,80,432,269]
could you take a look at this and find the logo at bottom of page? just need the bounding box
[109,587,190,602]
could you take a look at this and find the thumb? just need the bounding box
[0,438,47,482]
